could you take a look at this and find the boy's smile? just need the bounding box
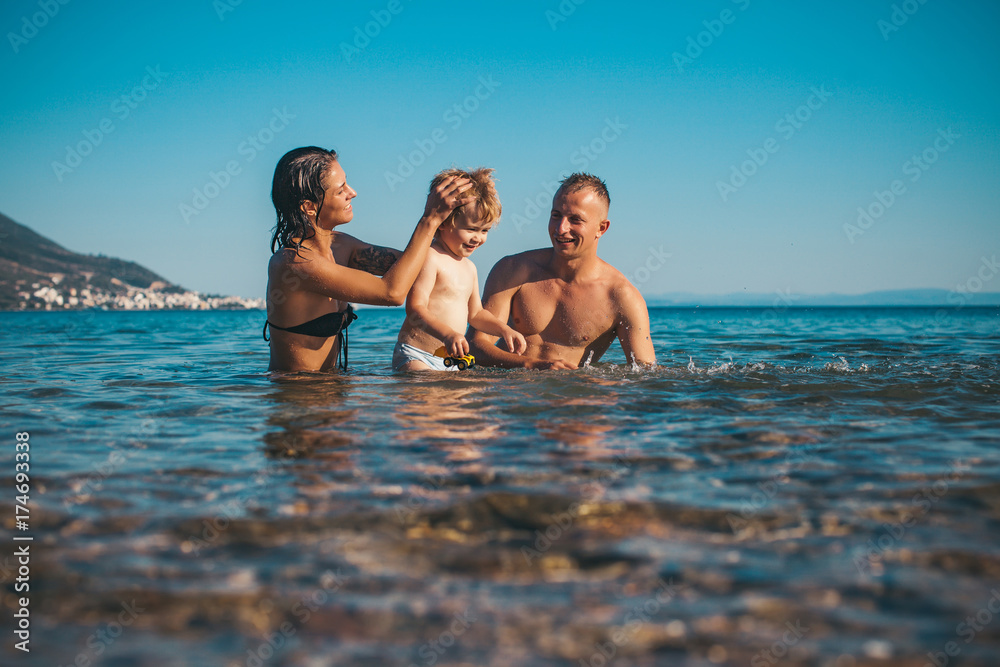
[438,207,493,259]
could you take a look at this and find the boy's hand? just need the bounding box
[424,175,474,224]
[501,326,527,355]
[444,332,470,358]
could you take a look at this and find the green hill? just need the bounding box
[0,212,183,309]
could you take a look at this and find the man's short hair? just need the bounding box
[430,167,501,228]
[558,172,610,212]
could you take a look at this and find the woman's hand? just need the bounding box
[423,175,474,224]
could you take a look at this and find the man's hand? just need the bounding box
[526,359,577,370]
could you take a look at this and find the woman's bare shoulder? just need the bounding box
[269,246,321,284]
[269,247,299,270]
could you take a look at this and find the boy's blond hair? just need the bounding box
[429,167,501,229]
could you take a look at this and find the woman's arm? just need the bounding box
[272,175,472,307]
[350,243,400,276]
[331,231,402,276]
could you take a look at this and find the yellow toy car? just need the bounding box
[434,347,476,370]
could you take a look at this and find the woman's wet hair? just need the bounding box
[270,146,339,254]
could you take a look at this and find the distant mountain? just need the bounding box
[646,289,1000,308]
[0,213,261,310]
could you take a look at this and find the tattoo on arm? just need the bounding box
[349,245,400,276]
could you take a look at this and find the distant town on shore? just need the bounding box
[0,212,263,312]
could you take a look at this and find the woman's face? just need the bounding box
[307,160,357,229]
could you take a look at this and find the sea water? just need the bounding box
[0,307,998,666]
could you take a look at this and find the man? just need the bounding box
[469,173,656,370]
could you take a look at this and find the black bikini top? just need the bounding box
[263,305,359,369]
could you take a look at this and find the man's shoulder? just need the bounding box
[492,248,550,273]
[483,249,549,292]
[593,259,646,303]
[585,257,627,289]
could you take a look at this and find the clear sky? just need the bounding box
[1,0,997,299]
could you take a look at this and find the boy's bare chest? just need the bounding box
[432,262,476,301]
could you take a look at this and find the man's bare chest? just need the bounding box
[512,281,616,343]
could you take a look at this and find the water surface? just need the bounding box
[1,307,998,666]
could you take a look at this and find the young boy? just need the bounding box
[393,168,526,371]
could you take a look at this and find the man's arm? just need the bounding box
[614,282,656,366]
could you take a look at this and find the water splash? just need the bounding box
[823,356,871,373]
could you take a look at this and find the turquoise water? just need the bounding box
[1,307,999,666]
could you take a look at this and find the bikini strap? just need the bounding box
[338,305,359,371]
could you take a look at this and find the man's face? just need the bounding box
[548,187,609,258]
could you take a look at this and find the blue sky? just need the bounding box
[1,0,997,299]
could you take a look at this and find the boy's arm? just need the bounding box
[404,255,469,356]
[467,264,527,354]
[614,282,656,366]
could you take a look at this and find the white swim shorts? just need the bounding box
[392,341,457,372]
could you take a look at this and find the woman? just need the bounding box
[265,146,472,372]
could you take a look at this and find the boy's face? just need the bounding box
[438,206,493,259]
